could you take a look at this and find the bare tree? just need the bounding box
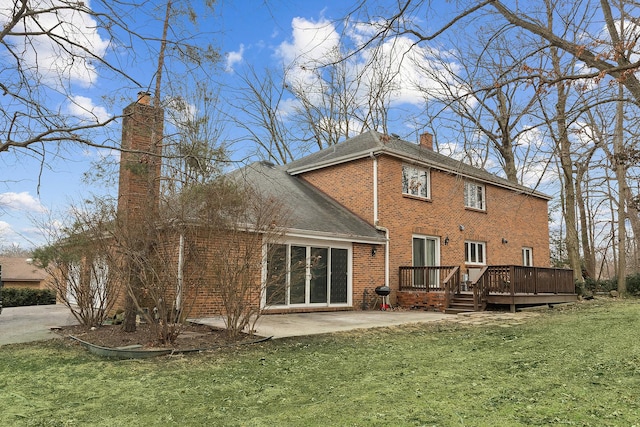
[355,1,640,103]
[0,0,220,174]
[0,243,31,257]
[412,28,547,184]
[162,82,228,193]
[232,67,297,164]
[351,0,640,282]
[180,180,289,338]
[32,198,124,328]
[232,34,396,164]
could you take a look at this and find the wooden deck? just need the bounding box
[399,265,576,312]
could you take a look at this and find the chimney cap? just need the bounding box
[137,91,151,105]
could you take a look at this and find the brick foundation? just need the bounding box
[397,291,446,312]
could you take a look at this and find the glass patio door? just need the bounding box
[292,246,334,305]
[413,236,438,288]
[309,247,328,303]
[265,244,350,307]
[330,248,348,304]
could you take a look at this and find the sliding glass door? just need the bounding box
[265,243,350,307]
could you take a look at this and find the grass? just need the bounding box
[1,299,640,426]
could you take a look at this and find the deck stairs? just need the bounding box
[444,293,478,314]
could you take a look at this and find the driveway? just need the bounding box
[0,304,78,346]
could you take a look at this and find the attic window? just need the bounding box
[402,165,430,199]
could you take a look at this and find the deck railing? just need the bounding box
[478,265,575,295]
[399,266,459,291]
[443,266,461,309]
[399,265,574,295]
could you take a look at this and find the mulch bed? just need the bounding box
[55,322,252,351]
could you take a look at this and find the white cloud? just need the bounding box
[0,220,11,237]
[276,16,341,89]
[67,95,111,123]
[275,16,464,110]
[226,44,245,72]
[0,0,110,87]
[0,192,47,213]
[276,17,340,65]
[276,97,300,119]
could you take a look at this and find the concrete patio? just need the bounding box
[192,310,454,339]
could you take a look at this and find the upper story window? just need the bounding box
[402,165,430,199]
[465,241,486,265]
[522,247,533,267]
[464,181,485,210]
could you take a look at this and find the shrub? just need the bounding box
[626,273,640,296]
[1,288,56,307]
[583,277,618,294]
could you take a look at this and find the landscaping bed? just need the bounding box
[56,322,258,352]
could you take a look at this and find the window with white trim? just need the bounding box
[522,247,533,267]
[402,165,430,199]
[464,181,485,210]
[465,241,486,265]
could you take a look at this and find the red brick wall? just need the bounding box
[299,153,551,303]
[301,157,375,224]
[181,231,263,318]
[378,156,550,288]
[352,242,386,310]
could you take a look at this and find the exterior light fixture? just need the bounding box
[444,236,450,245]
[502,238,508,244]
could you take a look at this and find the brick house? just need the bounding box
[114,96,575,318]
[0,257,50,290]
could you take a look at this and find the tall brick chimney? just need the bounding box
[117,92,164,224]
[419,132,433,150]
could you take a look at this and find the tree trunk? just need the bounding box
[576,162,595,279]
[614,85,627,294]
[624,190,640,273]
[554,79,582,282]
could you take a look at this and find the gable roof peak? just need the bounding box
[286,129,551,200]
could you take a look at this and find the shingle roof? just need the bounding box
[0,257,46,282]
[286,130,550,200]
[232,161,385,242]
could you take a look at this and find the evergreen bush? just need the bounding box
[1,288,56,307]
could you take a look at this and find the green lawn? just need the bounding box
[1,299,639,426]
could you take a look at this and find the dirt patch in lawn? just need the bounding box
[55,322,253,351]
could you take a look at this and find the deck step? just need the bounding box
[445,293,479,314]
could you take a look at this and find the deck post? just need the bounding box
[510,266,515,295]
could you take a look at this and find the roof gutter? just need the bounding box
[284,228,386,244]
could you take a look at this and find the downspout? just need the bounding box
[177,233,185,311]
[371,152,389,287]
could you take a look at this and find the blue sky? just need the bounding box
[0,0,375,249]
[0,0,558,250]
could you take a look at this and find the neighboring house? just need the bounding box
[0,257,49,290]
[111,95,575,318]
